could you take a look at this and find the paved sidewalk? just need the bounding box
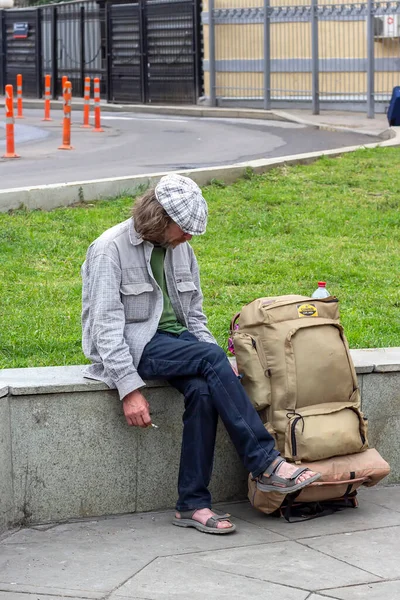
[1,485,399,600]
[273,108,390,136]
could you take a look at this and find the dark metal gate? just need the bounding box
[41,1,105,99]
[106,0,201,104]
[0,1,104,100]
[2,9,42,98]
[146,0,199,103]
[106,2,143,103]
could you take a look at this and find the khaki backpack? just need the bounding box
[231,294,368,463]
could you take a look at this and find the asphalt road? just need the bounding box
[0,109,380,190]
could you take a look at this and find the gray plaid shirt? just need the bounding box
[81,218,217,399]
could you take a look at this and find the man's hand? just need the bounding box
[123,390,151,428]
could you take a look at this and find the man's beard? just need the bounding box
[159,239,173,249]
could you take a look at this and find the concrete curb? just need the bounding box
[0,98,289,121]
[0,124,399,213]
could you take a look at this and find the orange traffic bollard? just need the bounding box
[93,77,104,132]
[62,76,68,97]
[42,74,52,121]
[2,85,20,159]
[61,76,69,124]
[58,81,73,150]
[16,74,24,119]
[81,77,91,129]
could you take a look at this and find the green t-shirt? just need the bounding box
[150,246,187,335]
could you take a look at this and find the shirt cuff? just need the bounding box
[116,372,146,400]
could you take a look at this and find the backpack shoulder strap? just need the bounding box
[230,312,241,334]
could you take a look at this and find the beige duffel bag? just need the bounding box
[248,448,390,520]
[231,294,368,462]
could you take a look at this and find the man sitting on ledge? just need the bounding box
[81,173,320,534]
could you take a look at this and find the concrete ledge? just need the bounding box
[1,348,400,393]
[350,347,400,374]
[0,348,398,532]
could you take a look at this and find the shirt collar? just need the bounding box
[129,218,145,246]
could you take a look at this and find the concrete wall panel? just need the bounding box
[361,372,400,484]
[0,393,13,533]
[10,390,138,524]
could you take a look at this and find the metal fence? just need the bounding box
[204,0,400,115]
[0,0,202,104]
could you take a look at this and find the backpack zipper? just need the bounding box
[291,416,302,458]
[350,407,366,445]
[251,337,271,377]
[361,416,368,445]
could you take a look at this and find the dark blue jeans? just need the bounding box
[137,330,279,512]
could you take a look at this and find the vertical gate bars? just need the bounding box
[366,0,375,118]
[80,6,85,89]
[311,0,319,115]
[35,8,43,99]
[193,0,202,100]
[51,6,58,98]
[263,0,271,110]
[0,10,6,94]
[139,0,148,104]
[209,0,216,106]
[105,1,111,102]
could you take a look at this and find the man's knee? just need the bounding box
[184,377,210,399]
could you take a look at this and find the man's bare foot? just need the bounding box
[175,508,233,530]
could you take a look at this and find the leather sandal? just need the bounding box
[172,509,236,534]
[256,457,321,494]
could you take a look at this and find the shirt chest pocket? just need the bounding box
[176,278,197,313]
[120,282,153,323]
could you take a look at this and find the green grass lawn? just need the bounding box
[1,146,399,369]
